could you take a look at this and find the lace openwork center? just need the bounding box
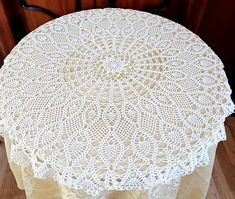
[61,34,163,104]
[103,58,126,73]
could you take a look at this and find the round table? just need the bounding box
[0,8,234,199]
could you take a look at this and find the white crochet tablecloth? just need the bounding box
[0,8,234,198]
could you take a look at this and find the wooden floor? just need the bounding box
[0,117,235,199]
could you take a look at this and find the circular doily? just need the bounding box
[0,8,234,195]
